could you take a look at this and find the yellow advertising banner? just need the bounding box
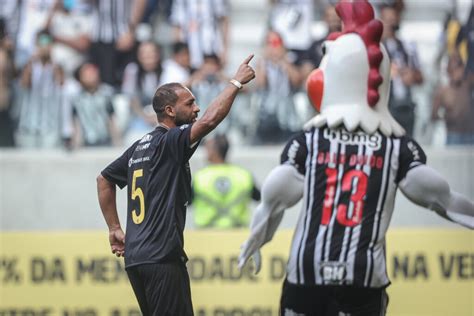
[0,229,473,316]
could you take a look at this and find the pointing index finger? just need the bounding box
[242,54,254,65]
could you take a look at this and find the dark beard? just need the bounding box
[175,117,192,126]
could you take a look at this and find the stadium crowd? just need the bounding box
[0,0,472,149]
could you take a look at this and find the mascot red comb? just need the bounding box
[239,1,474,315]
[306,0,404,136]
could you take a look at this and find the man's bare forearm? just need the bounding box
[190,54,255,143]
[190,84,239,142]
[97,175,122,230]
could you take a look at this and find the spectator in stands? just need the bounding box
[13,0,56,69]
[122,41,162,137]
[431,53,474,145]
[0,18,15,147]
[88,0,147,87]
[436,7,467,74]
[70,63,120,147]
[268,0,314,67]
[302,4,341,79]
[456,5,474,82]
[456,5,474,123]
[370,0,405,17]
[45,0,92,77]
[192,134,261,229]
[254,30,301,144]
[0,0,21,52]
[141,0,173,24]
[16,29,64,148]
[189,54,230,133]
[169,0,229,69]
[160,41,191,85]
[381,4,423,137]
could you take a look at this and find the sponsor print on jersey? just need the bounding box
[287,140,300,167]
[407,141,421,161]
[135,142,151,151]
[139,134,153,143]
[323,128,382,151]
[319,261,348,284]
[316,151,384,170]
[128,156,151,167]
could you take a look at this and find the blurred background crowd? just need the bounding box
[0,0,472,149]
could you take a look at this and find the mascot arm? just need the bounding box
[238,165,304,272]
[399,165,474,229]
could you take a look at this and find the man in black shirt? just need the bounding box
[97,55,255,315]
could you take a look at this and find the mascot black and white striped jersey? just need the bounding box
[280,126,426,288]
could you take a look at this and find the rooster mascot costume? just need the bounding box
[239,1,474,315]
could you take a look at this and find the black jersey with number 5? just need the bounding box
[101,125,199,268]
[280,126,426,288]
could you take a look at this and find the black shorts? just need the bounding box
[126,262,194,316]
[280,279,389,316]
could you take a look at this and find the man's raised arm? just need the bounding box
[190,54,255,144]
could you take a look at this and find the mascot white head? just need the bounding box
[305,0,405,137]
